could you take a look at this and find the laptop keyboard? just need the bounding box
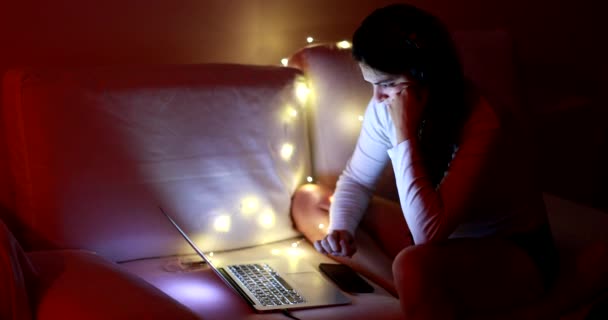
[227,263,306,306]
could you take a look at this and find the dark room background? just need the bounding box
[0,0,606,212]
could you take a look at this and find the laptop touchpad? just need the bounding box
[285,272,350,304]
[285,272,326,288]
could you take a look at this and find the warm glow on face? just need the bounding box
[337,40,352,49]
[307,36,314,43]
[257,210,276,228]
[213,215,231,233]
[281,58,289,66]
[240,196,260,215]
[318,223,325,229]
[280,143,295,161]
[295,82,310,105]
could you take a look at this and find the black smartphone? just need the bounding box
[318,263,374,293]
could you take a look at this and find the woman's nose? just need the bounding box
[373,86,388,102]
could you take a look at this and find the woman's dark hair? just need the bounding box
[352,3,473,186]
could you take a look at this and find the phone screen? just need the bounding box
[318,263,374,293]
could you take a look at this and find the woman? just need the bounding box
[291,3,558,319]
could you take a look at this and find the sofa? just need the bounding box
[1,30,607,320]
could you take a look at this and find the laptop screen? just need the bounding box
[159,206,218,269]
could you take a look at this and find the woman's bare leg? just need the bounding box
[290,184,332,243]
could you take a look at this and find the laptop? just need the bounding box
[160,207,351,312]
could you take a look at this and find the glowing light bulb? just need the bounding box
[257,210,276,228]
[283,105,299,122]
[306,176,313,183]
[281,58,289,66]
[306,36,314,43]
[292,242,298,248]
[209,252,214,257]
[213,215,231,233]
[288,108,298,118]
[280,143,295,161]
[295,82,310,105]
[358,115,364,122]
[318,223,325,229]
[337,40,352,49]
[241,196,260,215]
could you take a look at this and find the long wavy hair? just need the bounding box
[352,4,474,186]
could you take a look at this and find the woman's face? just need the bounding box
[359,63,416,104]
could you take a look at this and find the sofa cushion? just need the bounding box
[28,250,199,320]
[2,64,311,261]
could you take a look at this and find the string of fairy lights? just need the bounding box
[201,36,359,261]
[280,37,353,67]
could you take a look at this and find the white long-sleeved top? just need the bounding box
[328,96,547,244]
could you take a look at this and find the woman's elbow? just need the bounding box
[411,222,452,245]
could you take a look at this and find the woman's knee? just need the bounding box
[392,244,455,318]
[393,239,547,316]
[392,244,440,289]
[291,184,332,235]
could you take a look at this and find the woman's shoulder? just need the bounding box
[464,79,521,127]
[462,84,502,134]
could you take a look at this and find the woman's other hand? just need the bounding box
[314,230,357,257]
[358,62,428,144]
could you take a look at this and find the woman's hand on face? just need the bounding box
[314,230,356,257]
[386,83,428,144]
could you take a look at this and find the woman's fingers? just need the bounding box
[326,232,340,252]
[338,232,357,257]
[313,240,327,254]
[319,232,343,255]
[320,236,336,255]
[340,239,353,257]
[314,230,357,257]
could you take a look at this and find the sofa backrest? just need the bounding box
[2,64,311,262]
[288,29,521,200]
